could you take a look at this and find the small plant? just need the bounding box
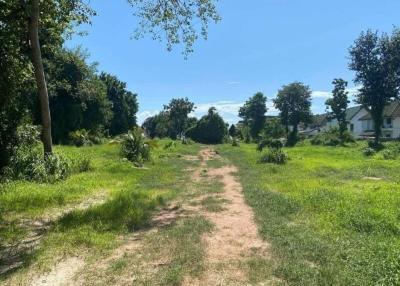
[232,138,240,147]
[259,148,288,165]
[382,149,398,160]
[69,129,92,147]
[121,128,151,164]
[164,141,176,150]
[363,147,376,157]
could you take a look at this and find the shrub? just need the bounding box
[259,148,288,164]
[187,107,227,144]
[257,138,283,152]
[363,147,376,157]
[164,141,176,150]
[382,149,398,160]
[2,124,76,182]
[232,138,240,147]
[69,129,105,147]
[311,127,355,146]
[121,128,151,164]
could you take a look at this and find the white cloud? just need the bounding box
[137,110,159,124]
[311,90,332,98]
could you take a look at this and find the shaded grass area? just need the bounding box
[0,140,200,282]
[218,142,400,285]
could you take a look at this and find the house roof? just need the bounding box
[359,101,400,120]
[346,106,363,121]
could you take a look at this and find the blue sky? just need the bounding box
[66,0,400,124]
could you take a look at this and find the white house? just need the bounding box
[325,101,400,139]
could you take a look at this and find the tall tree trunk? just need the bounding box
[29,0,53,155]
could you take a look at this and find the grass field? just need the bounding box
[0,140,201,283]
[1,140,400,285]
[218,142,400,285]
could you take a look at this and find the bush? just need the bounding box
[69,129,105,147]
[259,148,288,165]
[232,138,240,147]
[121,128,151,164]
[382,149,398,160]
[187,107,227,144]
[164,141,176,150]
[257,138,283,152]
[363,147,376,157]
[311,127,355,146]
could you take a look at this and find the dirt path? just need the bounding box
[183,148,270,285]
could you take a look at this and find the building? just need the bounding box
[325,101,400,139]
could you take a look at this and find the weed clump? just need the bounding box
[121,127,151,164]
[259,148,288,165]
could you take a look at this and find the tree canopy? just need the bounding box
[325,79,349,145]
[163,98,195,139]
[187,107,227,144]
[238,92,268,140]
[274,82,312,145]
[349,29,400,145]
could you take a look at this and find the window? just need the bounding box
[385,117,392,128]
[350,123,354,132]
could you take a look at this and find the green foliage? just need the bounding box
[311,127,355,146]
[228,124,237,137]
[2,125,91,182]
[261,118,286,140]
[274,82,313,146]
[163,97,195,139]
[257,138,284,152]
[239,92,268,139]
[239,125,252,143]
[100,72,138,136]
[326,79,350,144]
[259,148,288,164]
[131,0,220,56]
[362,147,376,157]
[232,138,240,147]
[382,147,399,160]
[69,129,105,147]
[142,111,171,138]
[187,107,227,144]
[349,28,400,144]
[121,128,151,164]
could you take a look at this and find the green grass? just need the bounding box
[200,196,228,212]
[0,140,201,282]
[217,141,400,285]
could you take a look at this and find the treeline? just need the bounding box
[142,98,228,144]
[0,45,138,169]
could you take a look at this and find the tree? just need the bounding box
[164,98,195,139]
[228,124,237,137]
[43,48,112,143]
[274,82,312,146]
[325,79,349,145]
[100,73,138,136]
[5,0,219,156]
[349,29,400,146]
[142,111,171,138]
[187,107,227,144]
[261,118,285,139]
[238,92,268,140]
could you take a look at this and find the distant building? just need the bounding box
[325,101,400,139]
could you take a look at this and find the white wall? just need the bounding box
[349,108,369,138]
[393,117,400,138]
